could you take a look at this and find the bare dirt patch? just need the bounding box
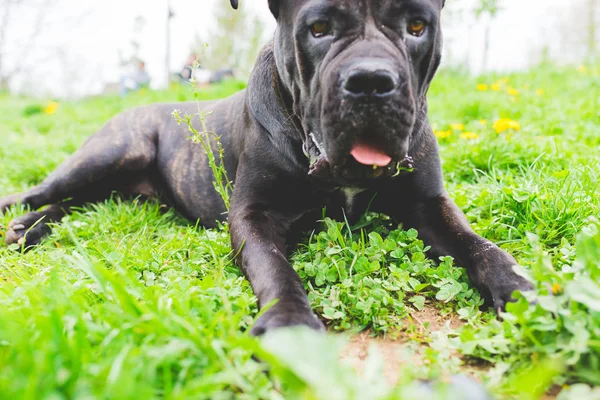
[409,304,464,333]
[340,303,470,386]
[339,303,560,399]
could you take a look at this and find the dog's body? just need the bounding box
[0,0,532,334]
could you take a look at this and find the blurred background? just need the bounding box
[0,0,598,99]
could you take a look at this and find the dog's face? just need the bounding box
[234,0,444,183]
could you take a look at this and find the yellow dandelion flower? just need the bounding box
[551,283,562,295]
[44,101,59,115]
[493,118,521,134]
[535,89,545,96]
[435,130,452,139]
[476,83,488,91]
[450,123,465,131]
[479,119,487,125]
[460,131,479,140]
[577,65,588,73]
[491,83,501,91]
[507,87,519,96]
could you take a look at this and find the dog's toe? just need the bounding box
[490,279,535,313]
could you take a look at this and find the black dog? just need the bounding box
[0,0,533,335]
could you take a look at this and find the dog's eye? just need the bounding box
[407,19,426,37]
[310,21,331,38]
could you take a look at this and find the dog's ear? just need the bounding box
[230,0,279,18]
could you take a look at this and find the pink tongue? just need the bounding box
[350,143,392,167]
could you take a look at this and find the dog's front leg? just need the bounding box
[228,156,324,335]
[230,206,324,335]
[388,193,534,311]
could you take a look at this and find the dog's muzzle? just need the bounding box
[303,132,414,181]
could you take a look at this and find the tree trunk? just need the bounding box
[165,0,173,87]
[481,19,491,73]
[588,0,598,58]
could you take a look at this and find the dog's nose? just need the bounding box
[343,68,398,97]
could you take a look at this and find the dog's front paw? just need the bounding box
[485,273,534,312]
[471,248,535,312]
[251,301,325,336]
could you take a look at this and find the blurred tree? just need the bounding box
[194,1,265,77]
[475,0,501,71]
[165,1,174,87]
[475,0,500,16]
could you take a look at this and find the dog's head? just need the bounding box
[233,0,444,183]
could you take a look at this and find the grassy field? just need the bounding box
[0,64,599,399]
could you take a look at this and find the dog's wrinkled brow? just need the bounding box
[299,2,343,22]
[395,0,443,10]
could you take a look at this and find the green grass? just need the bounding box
[0,64,599,399]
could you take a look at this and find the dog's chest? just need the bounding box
[340,187,368,215]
